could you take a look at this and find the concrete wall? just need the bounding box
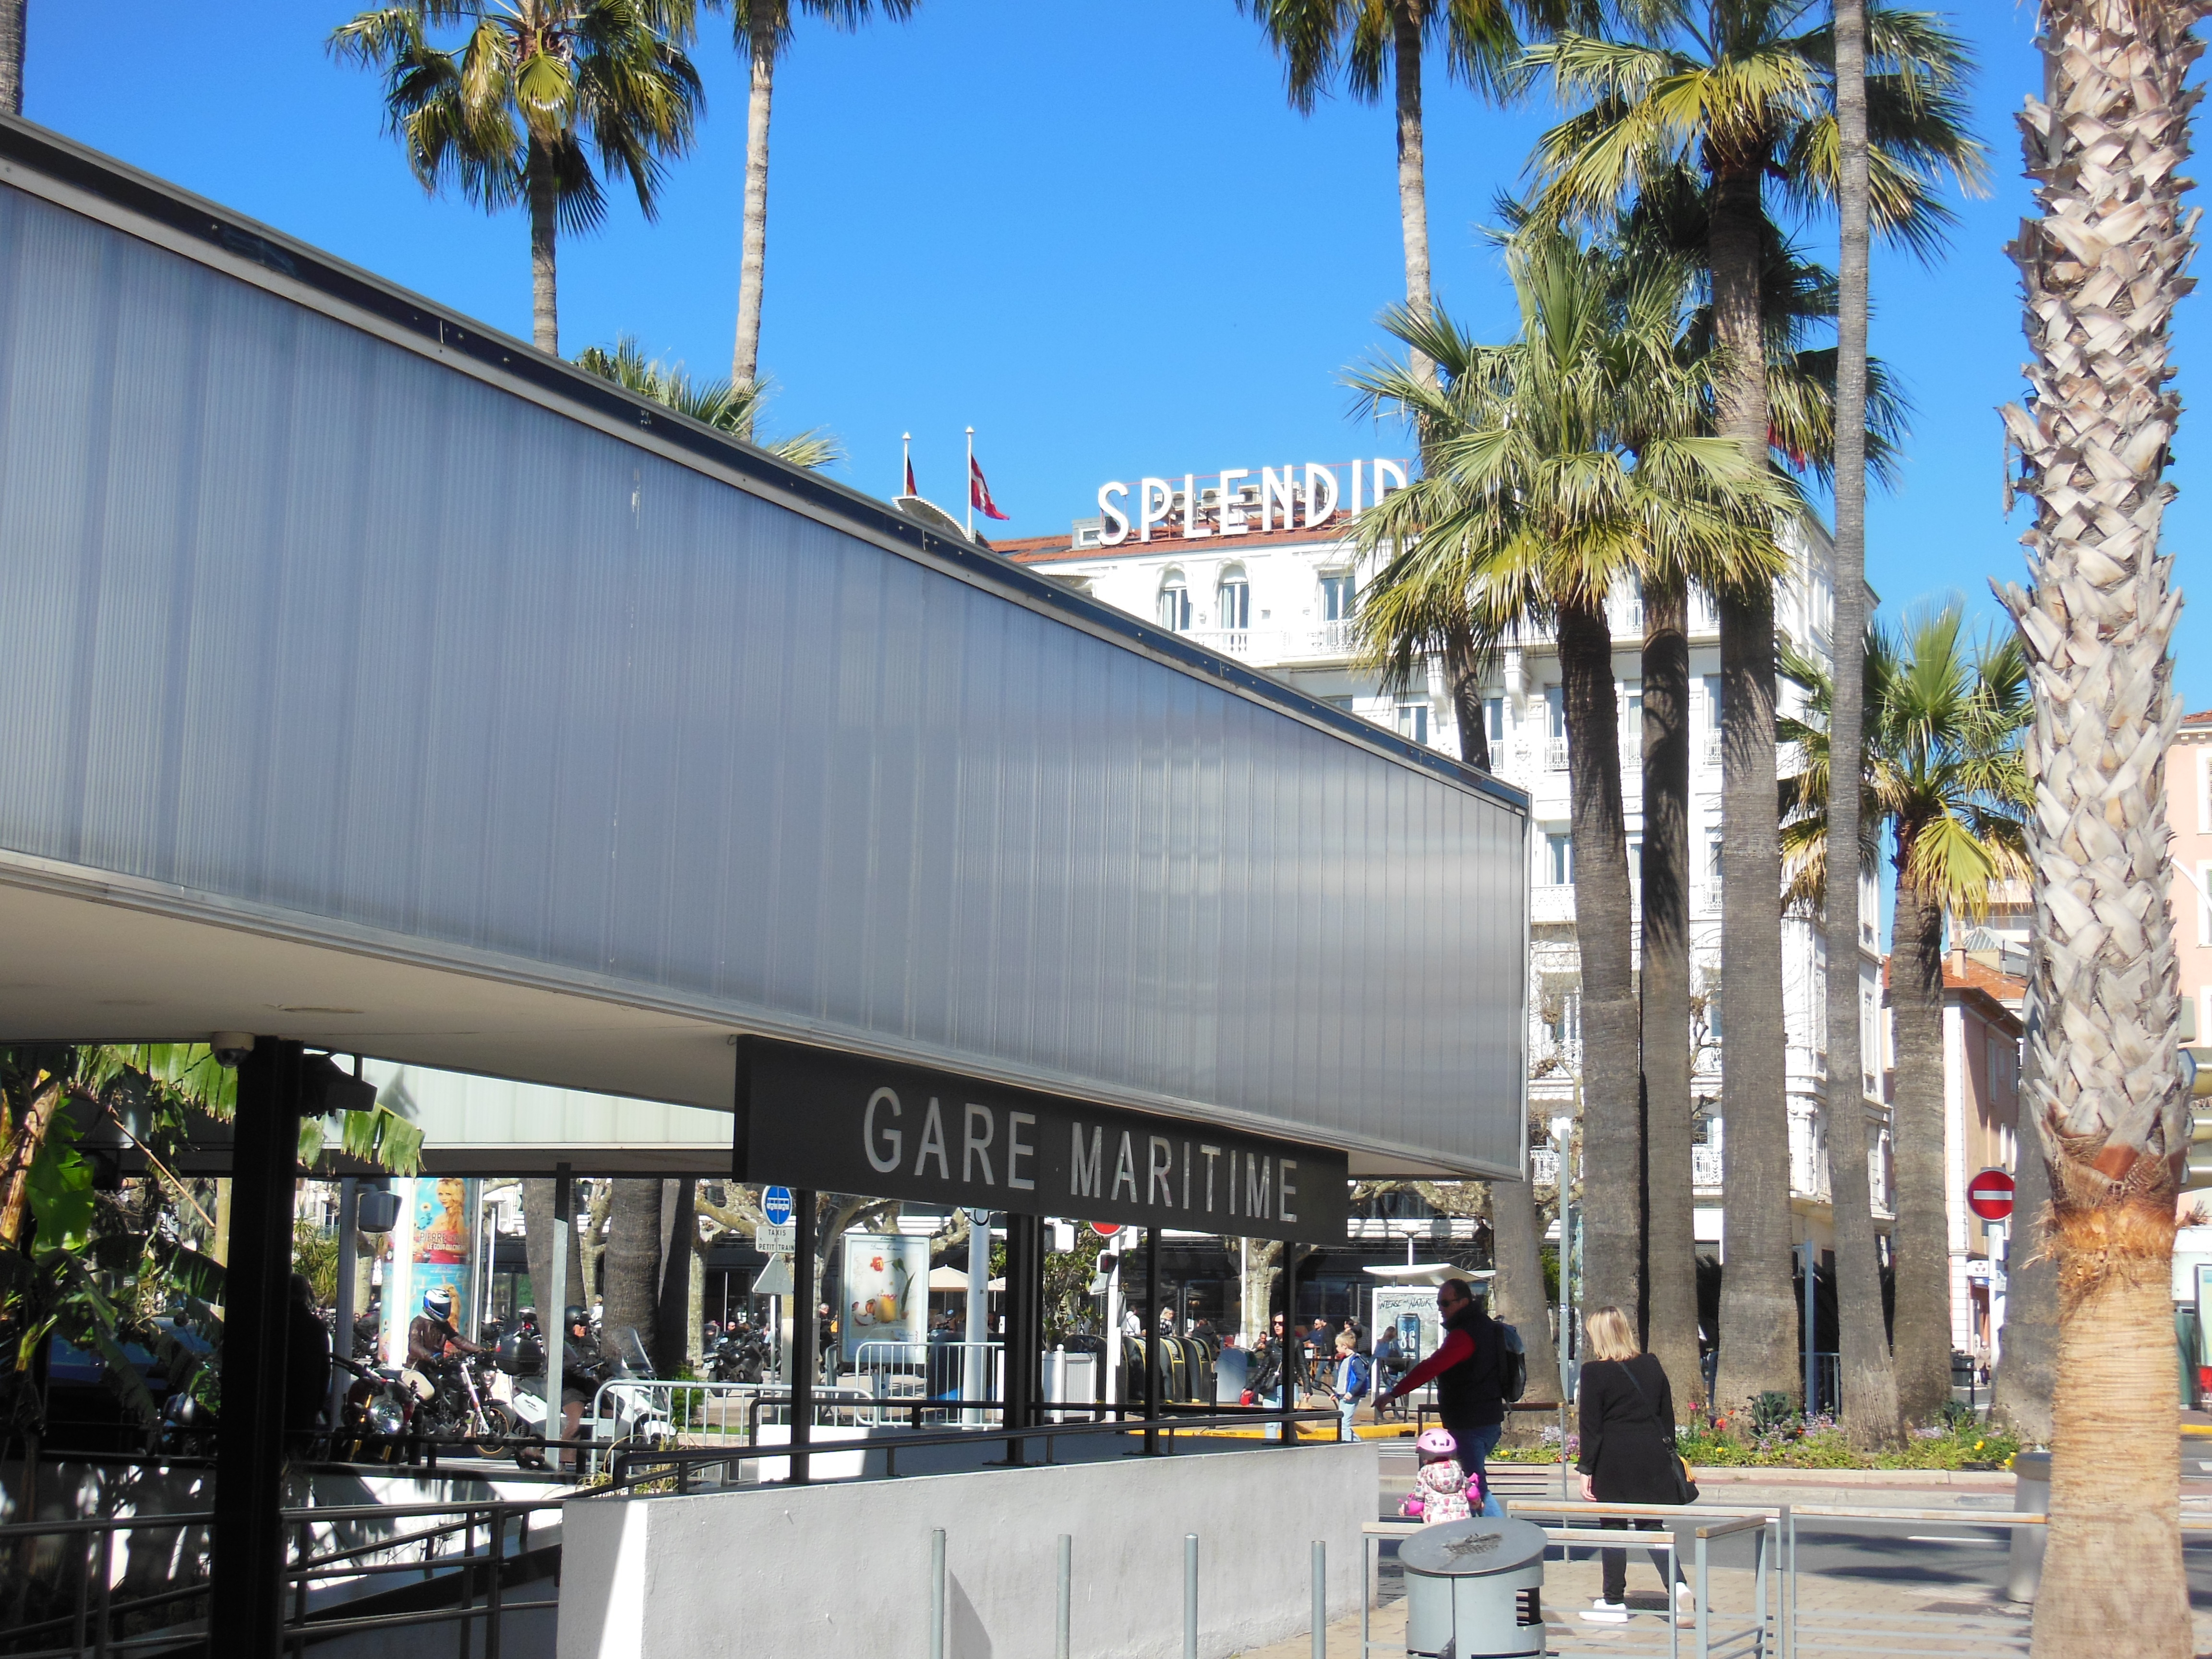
[558,1441,1378,1659]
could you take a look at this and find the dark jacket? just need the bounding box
[561,1333,607,1402]
[1575,1353,1683,1503]
[1431,1301,1506,1430]
[285,1303,332,1433]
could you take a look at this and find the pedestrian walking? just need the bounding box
[1327,1327,1371,1438]
[1575,1305,1694,1623]
[1375,1275,1507,1515]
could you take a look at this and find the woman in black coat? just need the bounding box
[1575,1304,1692,1620]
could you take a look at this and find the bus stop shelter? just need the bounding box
[0,113,1531,1652]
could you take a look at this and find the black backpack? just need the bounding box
[1496,1321,1529,1403]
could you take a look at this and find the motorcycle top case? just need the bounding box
[495,1331,546,1377]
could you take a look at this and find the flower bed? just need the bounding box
[1489,1410,2019,1471]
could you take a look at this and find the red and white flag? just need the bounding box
[969,454,1010,521]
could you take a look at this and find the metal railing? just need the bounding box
[851,1339,1004,1424]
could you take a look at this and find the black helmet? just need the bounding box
[565,1304,589,1329]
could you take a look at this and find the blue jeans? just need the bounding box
[1337,1397,1359,1439]
[1452,1421,1507,1517]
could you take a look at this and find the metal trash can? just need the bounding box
[1400,1517,1548,1658]
[2007,1451,2050,1603]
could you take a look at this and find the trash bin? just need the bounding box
[1400,1517,1548,1659]
[2007,1451,2050,1604]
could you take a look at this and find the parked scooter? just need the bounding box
[708,1322,770,1384]
[586,1325,675,1459]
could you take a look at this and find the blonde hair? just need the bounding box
[1335,1329,1358,1352]
[1584,1305,1642,1364]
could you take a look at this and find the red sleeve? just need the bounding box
[1389,1328,1473,1396]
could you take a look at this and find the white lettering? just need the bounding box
[1261,467,1296,532]
[1245,1154,1272,1220]
[963,1103,997,1186]
[1112,1131,1140,1203]
[1072,1125,1104,1200]
[1139,478,1173,542]
[1098,481,1131,545]
[1180,473,1210,539]
[1217,469,1250,535]
[864,1087,903,1174]
[1303,464,1339,529]
[1149,1136,1175,1207]
[1373,457,1407,501]
[915,1097,950,1181]
[1200,1144,1221,1212]
[1279,1158,1298,1225]
[1226,1149,1238,1216]
[1351,457,1365,516]
[1008,1111,1036,1190]
[1181,1141,1192,1208]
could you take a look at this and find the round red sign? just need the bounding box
[1967,1167,2016,1221]
[1089,1222,1122,1239]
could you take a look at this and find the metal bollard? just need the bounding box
[1056,1534,1071,1659]
[929,1528,946,1659]
[1311,1539,1326,1659]
[1184,1533,1199,1659]
[2008,1451,2050,1603]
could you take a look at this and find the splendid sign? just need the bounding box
[1095,459,1409,545]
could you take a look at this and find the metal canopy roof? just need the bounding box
[0,117,1531,1180]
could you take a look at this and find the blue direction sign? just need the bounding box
[762,1185,794,1226]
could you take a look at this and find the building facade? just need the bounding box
[1000,459,1891,1259]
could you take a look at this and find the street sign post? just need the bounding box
[754,1223,796,1253]
[1967,1168,2016,1221]
[763,1186,794,1226]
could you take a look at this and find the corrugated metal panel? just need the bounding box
[0,139,1528,1176]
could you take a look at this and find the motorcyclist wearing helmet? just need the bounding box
[407,1286,488,1370]
[559,1305,607,1470]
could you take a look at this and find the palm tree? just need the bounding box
[1241,0,1581,384]
[1820,0,1897,1446]
[1999,7,2203,1649]
[1348,229,1790,1337]
[1526,2,1983,1408]
[1779,608,2031,1424]
[710,0,917,401]
[330,1,705,355]
[0,0,23,116]
[576,334,843,466]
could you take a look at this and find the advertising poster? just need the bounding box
[841,1232,928,1363]
[1371,1287,1441,1376]
[380,1176,481,1362]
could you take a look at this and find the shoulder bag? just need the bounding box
[1621,1361,1699,1504]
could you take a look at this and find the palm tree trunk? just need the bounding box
[600,1178,663,1364]
[1445,617,1490,772]
[520,1178,584,1323]
[2003,10,2199,1648]
[1713,580,1798,1411]
[1640,578,1699,1406]
[655,1177,696,1377]
[1824,0,1901,1449]
[731,8,777,403]
[527,141,559,355]
[0,0,24,118]
[1556,597,1640,1327]
[1887,873,1951,1425]
[1391,0,1434,389]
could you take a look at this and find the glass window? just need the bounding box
[1547,832,1574,886]
[1702,674,1723,730]
[1396,702,1429,745]
[1319,572,1356,621]
[1484,696,1506,744]
[1217,567,1250,630]
[1545,685,1567,740]
[1157,569,1190,633]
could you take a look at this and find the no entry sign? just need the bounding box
[1968,1168,2016,1221]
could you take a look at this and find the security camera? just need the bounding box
[210,1033,254,1068]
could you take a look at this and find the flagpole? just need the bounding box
[902,431,911,498]
[965,426,975,536]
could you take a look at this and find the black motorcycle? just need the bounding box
[708,1325,770,1384]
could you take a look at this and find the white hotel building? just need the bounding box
[993,458,1891,1260]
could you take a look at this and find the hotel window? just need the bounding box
[1703,673,1723,731]
[1319,572,1356,621]
[1217,565,1250,630]
[1396,702,1429,745]
[1484,697,1506,746]
[1547,832,1574,886]
[1545,684,1568,741]
[1157,568,1191,632]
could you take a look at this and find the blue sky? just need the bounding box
[21,1,2211,711]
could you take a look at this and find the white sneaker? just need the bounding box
[1586,1599,1631,1623]
[1675,1583,1697,1612]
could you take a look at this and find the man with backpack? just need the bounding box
[1377,1276,1523,1513]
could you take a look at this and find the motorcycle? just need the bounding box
[586,1325,675,1462]
[333,1353,430,1464]
[708,1323,770,1384]
[411,1347,523,1457]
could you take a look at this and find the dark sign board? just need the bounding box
[733,1037,1346,1245]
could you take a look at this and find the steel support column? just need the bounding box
[789,1188,816,1484]
[1278,1242,1298,1446]
[1003,1212,1043,1461]
[210,1037,303,1653]
[1144,1225,1161,1453]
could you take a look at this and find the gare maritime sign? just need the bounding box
[1093,458,1410,546]
[734,1036,1347,1244]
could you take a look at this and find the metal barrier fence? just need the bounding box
[0,1490,566,1659]
[851,1340,1003,1424]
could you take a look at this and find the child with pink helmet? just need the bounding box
[1398,1427,1479,1525]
